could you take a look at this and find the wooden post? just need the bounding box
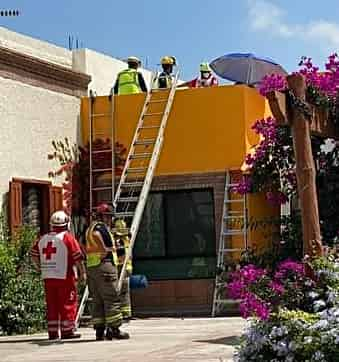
[287,74,323,257]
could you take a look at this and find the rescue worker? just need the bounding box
[30,211,86,340]
[154,56,177,89]
[112,218,133,321]
[113,56,148,95]
[84,204,129,340]
[178,62,218,88]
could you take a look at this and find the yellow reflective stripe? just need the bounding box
[92,317,105,324]
[106,314,122,323]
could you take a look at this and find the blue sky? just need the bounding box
[1,0,339,79]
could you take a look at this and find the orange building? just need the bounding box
[81,85,278,315]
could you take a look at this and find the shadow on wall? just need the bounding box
[77,113,82,147]
[1,191,9,224]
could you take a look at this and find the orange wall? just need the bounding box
[81,85,252,174]
[81,85,279,252]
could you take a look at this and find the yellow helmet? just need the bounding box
[113,219,129,236]
[161,56,176,66]
[127,56,141,65]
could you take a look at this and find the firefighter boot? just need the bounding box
[95,326,105,341]
[106,327,130,340]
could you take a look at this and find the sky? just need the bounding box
[1,0,339,80]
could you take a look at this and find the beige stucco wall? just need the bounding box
[0,76,80,204]
[0,26,72,68]
[72,48,153,95]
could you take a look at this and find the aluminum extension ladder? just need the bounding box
[76,89,115,328]
[113,71,179,293]
[211,171,248,317]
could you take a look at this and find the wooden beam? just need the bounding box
[287,74,322,257]
[267,91,338,139]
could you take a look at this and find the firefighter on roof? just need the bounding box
[153,55,177,89]
[178,62,218,88]
[114,56,148,95]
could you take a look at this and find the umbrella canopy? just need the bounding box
[210,53,287,84]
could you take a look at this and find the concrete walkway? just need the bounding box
[0,317,245,362]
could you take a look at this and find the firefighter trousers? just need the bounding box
[88,261,122,329]
[119,275,132,319]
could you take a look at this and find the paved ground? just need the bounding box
[0,317,245,362]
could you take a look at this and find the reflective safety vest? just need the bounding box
[114,233,133,274]
[85,222,118,268]
[117,68,141,95]
[154,72,173,89]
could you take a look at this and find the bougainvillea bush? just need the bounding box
[232,117,296,206]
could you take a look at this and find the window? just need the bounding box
[133,189,216,280]
[9,178,62,235]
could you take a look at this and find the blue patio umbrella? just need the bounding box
[210,53,287,85]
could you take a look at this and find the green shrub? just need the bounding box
[0,220,45,335]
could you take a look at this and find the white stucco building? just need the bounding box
[0,26,152,233]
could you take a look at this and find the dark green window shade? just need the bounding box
[134,189,216,280]
[134,193,165,257]
[165,190,216,257]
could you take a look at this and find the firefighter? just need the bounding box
[30,211,86,340]
[178,62,218,88]
[112,218,133,321]
[154,56,177,89]
[84,205,129,340]
[113,56,148,95]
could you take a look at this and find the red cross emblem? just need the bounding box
[43,241,57,260]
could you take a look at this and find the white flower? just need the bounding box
[313,351,325,361]
[313,300,327,312]
[314,319,329,330]
[304,336,313,344]
[308,291,319,299]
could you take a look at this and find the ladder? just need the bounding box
[75,89,115,328]
[211,171,248,317]
[89,89,115,218]
[114,71,179,293]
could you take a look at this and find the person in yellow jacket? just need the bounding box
[153,56,177,89]
[112,218,133,321]
[113,56,148,95]
[84,204,129,340]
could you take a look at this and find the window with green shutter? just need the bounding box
[133,188,216,280]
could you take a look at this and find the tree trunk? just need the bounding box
[287,74,323,257]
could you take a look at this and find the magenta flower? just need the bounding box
[269,281,285,295]
[274,259,305,280]
[259,73,287,96]
[239,292,270,320]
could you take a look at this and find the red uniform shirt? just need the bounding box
[31,231,83,279]
[188,74,219,88]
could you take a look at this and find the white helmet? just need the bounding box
[50,210,70,228]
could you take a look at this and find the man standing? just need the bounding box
[114,56,148,95]
[178,62,218,88]
[84,205,129,340]
[30,211,86,340]
[112,218,133,321]
[154,56,177,89]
